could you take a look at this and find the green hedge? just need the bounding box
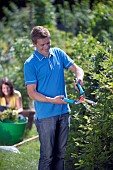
[64,33,113,170]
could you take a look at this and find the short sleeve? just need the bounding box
[24,61,37,85]
[58,48,74,69]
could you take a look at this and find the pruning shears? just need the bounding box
[63,78,96,111]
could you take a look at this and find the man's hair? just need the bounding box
[31,26,50,44]
[0,77,14,97]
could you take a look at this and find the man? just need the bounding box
[24,26,84,170]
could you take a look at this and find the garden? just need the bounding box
[0,0,113,169]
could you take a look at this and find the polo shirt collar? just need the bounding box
[49,48,55,57]
[34,48,54,61]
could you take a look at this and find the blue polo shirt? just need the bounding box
[24,47,74,119]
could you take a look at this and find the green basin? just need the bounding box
[0,119,28,145]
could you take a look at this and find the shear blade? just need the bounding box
[85,99,96,105]
[82,102,91,111]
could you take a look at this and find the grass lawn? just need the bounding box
[0,123,40,170]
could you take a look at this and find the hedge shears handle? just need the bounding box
[63,98,75,104]
[62,78,96,111]
[74,78,84,96]
[63,78,84,104]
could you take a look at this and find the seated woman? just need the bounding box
[0,77,23,114]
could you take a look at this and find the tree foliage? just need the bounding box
[57,1,113,45]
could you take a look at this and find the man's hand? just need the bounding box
[74,79,83,91]
[47,95,68,104]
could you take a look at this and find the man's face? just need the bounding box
[34,37,51,57]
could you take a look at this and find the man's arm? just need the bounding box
[27,84,67,104]
[69,63,84,91]
[69,63,84,82]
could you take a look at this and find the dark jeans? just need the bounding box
[34,113,70,170]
